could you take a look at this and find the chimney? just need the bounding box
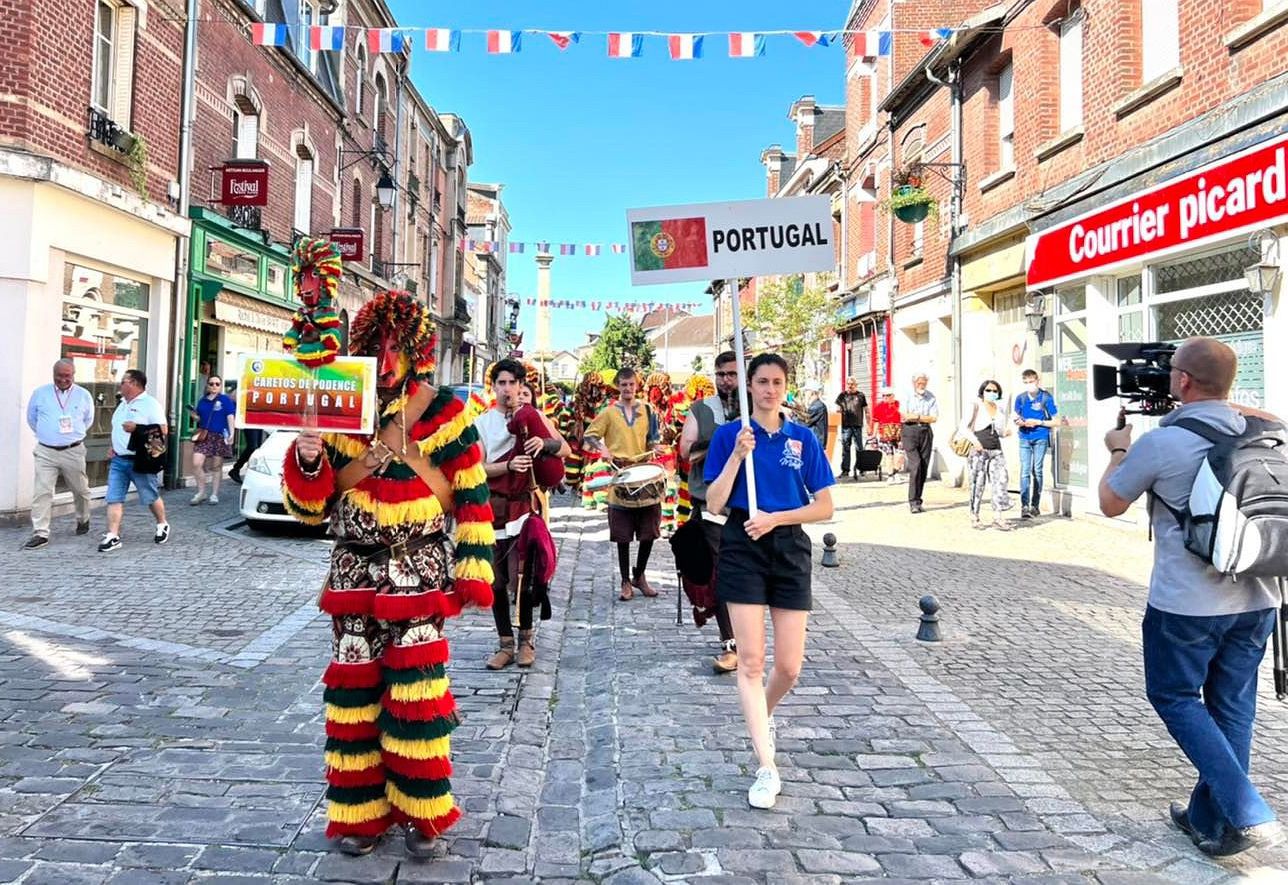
[791,95,818,158]
[760,144,786,197]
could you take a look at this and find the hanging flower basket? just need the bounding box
[886,184,936,224]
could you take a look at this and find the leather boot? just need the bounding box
[516,630,536,668]
[486,637,516,670]
[336,834,380,856]
[405,826,437,859]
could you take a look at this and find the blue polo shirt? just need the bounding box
[704,417,835,513]
[1013,389,1058,442]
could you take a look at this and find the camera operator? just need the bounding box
[1098,336,1284,857]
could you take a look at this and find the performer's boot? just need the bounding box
[405,826,437,859]
[516,630,536,668]
[486,637,516,670]
[337,834,381,856]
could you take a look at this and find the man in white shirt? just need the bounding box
[24,359,95,548]
[100,369,170,552]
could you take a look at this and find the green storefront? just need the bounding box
[174,207,298,482]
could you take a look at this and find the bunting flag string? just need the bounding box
[460,239,629,256]
[522,298,703,313]
[254,25,964,60]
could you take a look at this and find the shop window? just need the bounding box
[1156,290,1264,338]
[1141,0,1180,82]
[997,63,1015,171]
[1058,8,1083,132]
[205,237,259,290]
[265,261,288,299]
[1053,285,1087,488]
[1056,285,1085,314]
[1117,275,1144,341]
[61,263,149,489]
[92,0,137,128]
[1155,245,1259,294]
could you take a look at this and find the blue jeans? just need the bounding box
[839,426,862,475]
[1142,605,1277,839]
[1018,437,1048,507]
[105,455,160,506]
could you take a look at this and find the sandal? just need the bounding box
[992,519,1013,531]
[972,517,985,530]
[619,580,634,601]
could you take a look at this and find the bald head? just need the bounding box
[1173,337,1237,398]
[52,359,74,391]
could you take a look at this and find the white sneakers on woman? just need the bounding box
[748,767,782,809]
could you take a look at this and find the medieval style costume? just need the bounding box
[281,291,493,857]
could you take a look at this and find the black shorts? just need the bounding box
[607,504,662,543]
[715,509,813,611]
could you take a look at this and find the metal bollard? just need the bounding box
[916,594,942,642]
[821,533,839,568]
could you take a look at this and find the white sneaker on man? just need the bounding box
[747,767,781,809]
[208,494,219,505]
[190,491,207,505]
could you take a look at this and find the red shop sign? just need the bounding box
[329,228,364,263]
[1027,133,1288,289]
[221,161,269,207]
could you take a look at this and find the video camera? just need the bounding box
[1091,342,1179,418]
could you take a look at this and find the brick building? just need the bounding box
[0,0,189,517]
[940,0,1288,516]
[464,183,511,383]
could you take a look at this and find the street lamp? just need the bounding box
[1024,292,1047,335]
[1244,230,1281,307]
[375,171,396,210]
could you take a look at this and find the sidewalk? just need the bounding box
[0,484,1283,882]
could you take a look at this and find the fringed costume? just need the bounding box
[282,292,493,850]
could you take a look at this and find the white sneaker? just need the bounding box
[747,767,781,809]
[208,494,219,505]
[190,491,207,505]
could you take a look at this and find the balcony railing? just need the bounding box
[87,106,134,155]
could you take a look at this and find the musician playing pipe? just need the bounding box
[477,359,570,670]
[583,366,664,602]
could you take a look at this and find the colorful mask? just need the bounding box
[284,238,344,367]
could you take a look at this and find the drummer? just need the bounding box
[704,352,835,810]
[584,366,662,601]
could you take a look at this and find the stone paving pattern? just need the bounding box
[0,480,1284,882]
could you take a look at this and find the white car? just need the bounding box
[238,430,325,530]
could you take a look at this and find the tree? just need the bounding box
[578,314,655,375]
[743,274,838,386]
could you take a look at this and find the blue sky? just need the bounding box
[386,0,849,352]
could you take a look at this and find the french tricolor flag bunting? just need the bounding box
[509,242,525,254]
[793,31,830,48]
[464,239,476,252]
[728,32,764,58]
[367,29,406,53]
[424,28,459,52]
[607,32,643,58]
[559,244,576,255]
[487,30,521,54]
[918,27,954,47]
[668,34,703,60]
[849,30,890,58]
[547,31,579,50]
[611,243,626,254]
[309,25,344,51]
[585,244,602,256]
[251,23,289,46]
[536,241,551,253]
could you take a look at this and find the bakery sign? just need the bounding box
[1027,133,1288,288]
[220,161,269,207]
[329,228,365,262]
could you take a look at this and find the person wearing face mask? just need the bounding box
[1013,369,1059,518]
[960,379,1014,530]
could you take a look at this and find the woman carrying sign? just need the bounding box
[703,353,835,810]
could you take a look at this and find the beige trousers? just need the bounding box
[32,444,92,536]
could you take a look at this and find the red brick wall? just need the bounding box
[961,0,1288,235]
[0,0,184,202]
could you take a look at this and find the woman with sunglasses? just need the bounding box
[188,374,236,505]
[960,379,1014,530]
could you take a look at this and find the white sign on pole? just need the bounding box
[625,196,835,286]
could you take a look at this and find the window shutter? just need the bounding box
[236,113,259,159]
[294,157,314,234]
[1059,13,1083,131]
[111,4,137,127]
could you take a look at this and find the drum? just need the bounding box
[612,463,666,509]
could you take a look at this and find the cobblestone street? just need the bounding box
[0,480,1286,883]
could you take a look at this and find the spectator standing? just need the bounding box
[901,373,938,513]
[961,380,1014,530]
[834,378,867,480]
[803,385,827,449]
[24,359,95,548]
[188,375,236,505]
[870,386,904,481]
[1013,369,1059,518]
[1099,337,1284,857]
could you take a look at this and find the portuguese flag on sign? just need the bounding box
[631,217,709,271]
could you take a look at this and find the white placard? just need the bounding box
[626,196,835,286]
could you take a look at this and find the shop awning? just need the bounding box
[206,291,294,335]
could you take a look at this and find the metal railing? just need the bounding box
[87,106,133,154]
